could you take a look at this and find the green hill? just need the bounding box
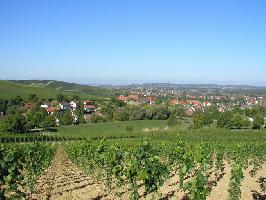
[11,80,115,97]
[0,80,114,99]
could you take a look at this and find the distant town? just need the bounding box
[1,82,265,133]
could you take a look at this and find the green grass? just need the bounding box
[11,80,115,98]
[0,80,101,99]
[56,118,194,138]
[2,118,266,150]
[57,120,172,138]
[147,128,266,144]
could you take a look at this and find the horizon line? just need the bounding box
[2,78,266,88]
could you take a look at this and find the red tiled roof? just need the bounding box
[127,95,139,100]
[46,107,59,113]
[117,96,128,101]
[84,105,95,109]
[84,100,93,105]
[24,102,36,109]
[145,97,156,102]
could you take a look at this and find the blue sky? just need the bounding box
[0,0,266,85]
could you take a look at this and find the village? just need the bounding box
[25,89,265,121]
[1,84,265,132]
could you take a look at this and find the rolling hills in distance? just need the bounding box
[1,79,266,100]
[0,80,115,99]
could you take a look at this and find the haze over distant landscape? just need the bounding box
[0,0,266,85]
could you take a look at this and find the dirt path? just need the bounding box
[34,147,266,200]
[35,146,106,200]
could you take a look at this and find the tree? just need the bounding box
[253,114,264,129]
[29,94,38,102]
[14,96,24,105]
[217,111,233,129]
[210,107,220,120]
[61,110,73,125]
[129,106,146,120]
[0,99,8,114]
[193,112,204,129]
[203,112,213,126]
[75,101,86,124]
[6,105,21,115]
[0,113,26,133]
[25,107,47,129]
[111,97,126,107]
[73,95,80,101]
[0,115,15,132]
[57,94,68,102]
[228,114,251,129]
[91,114,106,123]
[42,115,56,129]
[113,108,129,121]
[167,111,177,126]
[153,106,170,120]
[176,107,186,118]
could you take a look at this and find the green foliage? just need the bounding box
[167,111,177,126]
[60,110,73,125]
[0,113,27,133]
[23,143,56,193]
[231,114,250,129]
[202,111,213,126]
[217,111,233,129]
[10,80,115,98]
[25,106,47,129]
[126,125,134,132]
[176,107,186,118]
[0,143,56,199]
[91,114,106,123]
[0,145,25,199]
[28,94,39,102]
[57,94,68,102]
[65,138,266,200]
[0,80,95,99]
[111,97,126,107]
[193,112,204,129]
[43,115,57,128]
[65,139,169,199]
[253,114,264,129]
[228,161,244,200]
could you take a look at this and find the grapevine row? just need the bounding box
[65,139,266,200]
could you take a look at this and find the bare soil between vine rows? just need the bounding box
[33,146,266,200]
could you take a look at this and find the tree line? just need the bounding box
[193,106,265,130]
[0,94,85,133]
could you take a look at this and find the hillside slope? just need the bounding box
[11,80,115,97]
[0,80,104,99]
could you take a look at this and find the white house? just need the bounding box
[41,104,49,108]
[70,101,77,110]
[248,118,254,122]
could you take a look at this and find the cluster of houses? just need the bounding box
[116,94,212,116]
[117,95,156,105]
[18,92,266,124]
[169,99,212,116]
[22,100,97,125]
[116,92,266,117]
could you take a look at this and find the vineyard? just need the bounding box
[0,143,56,199]
[1,135,266,200]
